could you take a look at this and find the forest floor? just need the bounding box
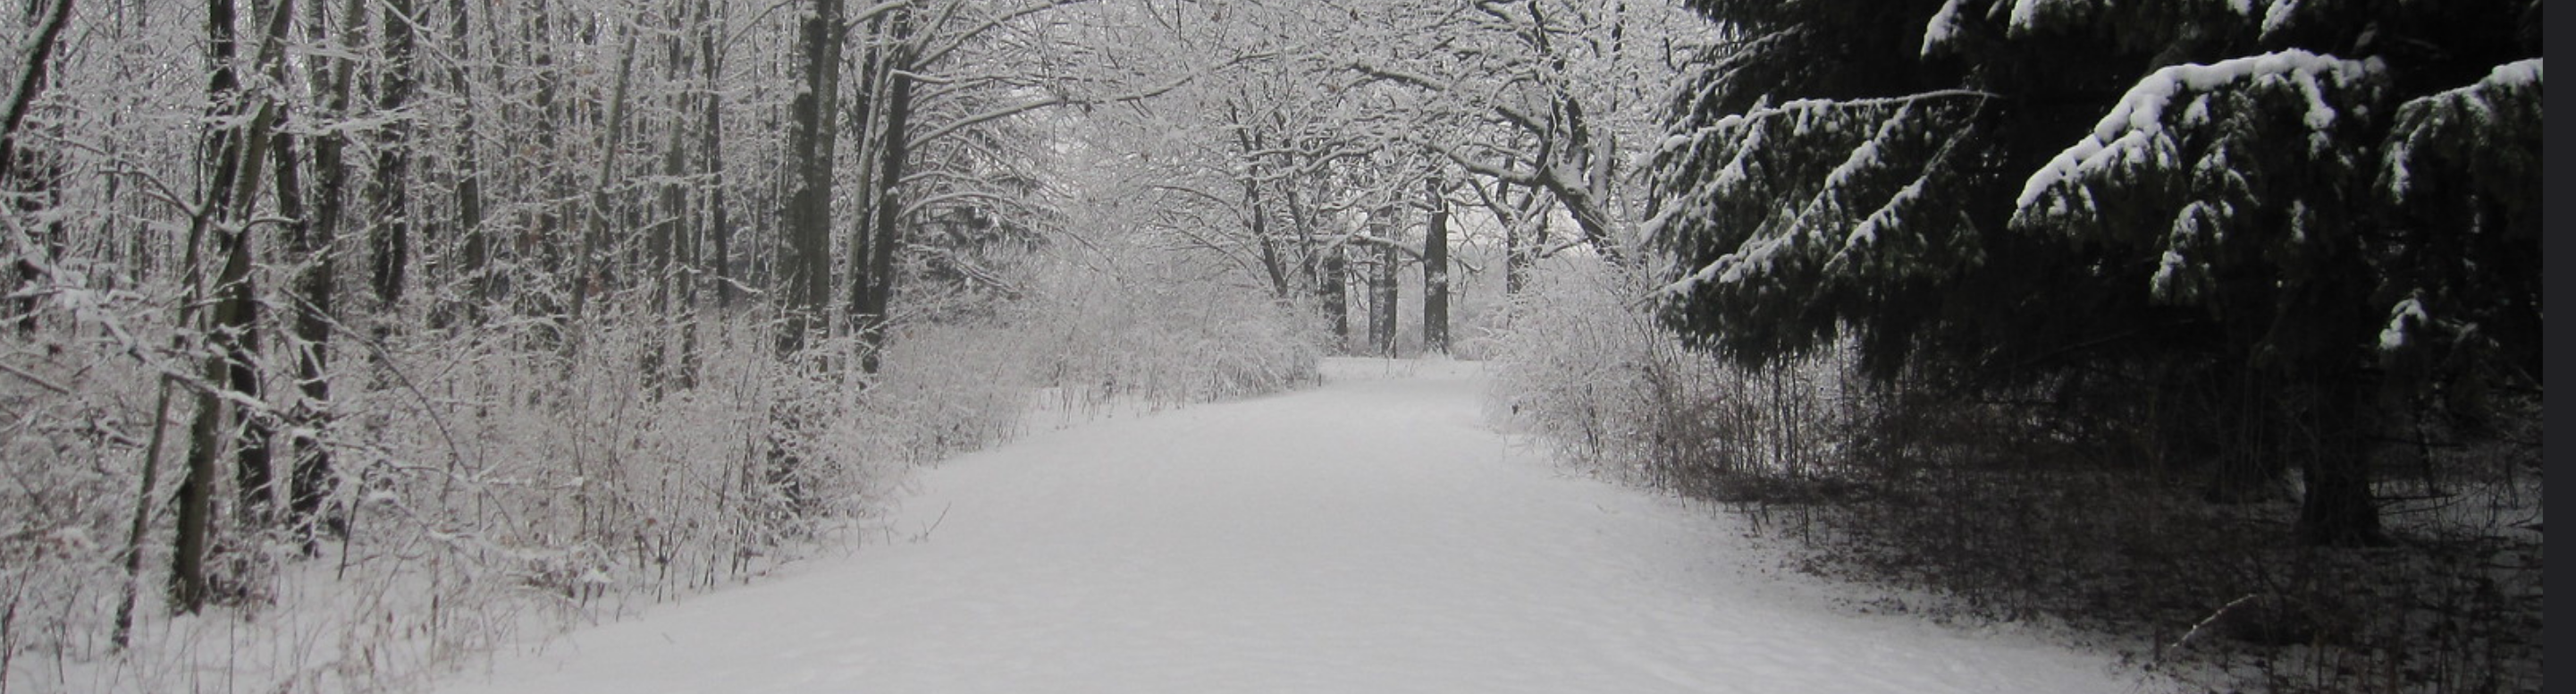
[428,359,2173,694]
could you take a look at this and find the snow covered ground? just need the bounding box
[432,358,2168,694]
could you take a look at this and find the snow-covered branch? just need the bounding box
[2013,50,2379,215]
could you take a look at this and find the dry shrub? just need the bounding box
[1486,258,1864,504]
[1014,251,1322,415]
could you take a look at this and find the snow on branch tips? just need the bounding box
[2007,0,2112,36]
[1651,92,1981,299]
[2380,58,2543,203]
[1920,0,1968,56]
[2378,292,2431,353]
[2012,49,2382,226]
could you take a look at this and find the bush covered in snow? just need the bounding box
[1486,258,1864,503]
[0,254,1318,692]
[1010,239,1324,418]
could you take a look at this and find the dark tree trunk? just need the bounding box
[844,12,880,336]
[1374,243,1399,357]
[1510,183,1543,295]
[1227,103,1290,300]
[572,27,637,335]
[525,1,568,336]
[2297,366,2387,546]
[855,14,913,375]
[698,0,731,311]
[1321,244,1347,349]
[1528,187,1551,267]
[1283,170,1338,337]
[284,0,360,540]
[219,216,275,526]
[3,0,72,334]
[170,374,221,612]
[172,0,245,614]
[176,0,287,611]
[365,0,415,309]
[444,0,484,325]
[775,0,840,358]
[1250,199,1288,300]
[1367,205,1399,357]
[643,13,689,394]
[1421,175,1449,353]
[1469,179,1525,297]
[1283,166,1319,290]
[0,0,72,165]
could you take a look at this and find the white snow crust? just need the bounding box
[434,360,2164,694]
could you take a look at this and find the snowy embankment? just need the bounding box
[434,358,2165,694]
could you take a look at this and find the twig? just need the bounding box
[0,361,67,395]
[2163,593,2259,659]
[911,502,950,543]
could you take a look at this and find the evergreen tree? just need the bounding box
[1648,0,2541,546]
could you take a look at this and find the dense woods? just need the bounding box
[0,0,2540,692]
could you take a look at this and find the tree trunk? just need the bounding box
[111,379,173,647]
[574,27,637,334]
[1421,175,1449,353]
[175,0,288,610]
[698,0,732,311]
[844,11,884,346]
[525,0,568,339]
[2297,367,2387,546]
[283,0,360,540]
[170,368,223,612]
[644,16,689,394]
[1281,163,1319,290]
[1250,196,1287,300]
[2,0,72,334]
[218,205,275,527]
[1227,103,1290,300]
[1283,168,1337,338]
[444,0,484,326]
[1367,205,1398,357]
[855,13,913,374]
[775,0,840,358]
[365,0,415,310]
[1469,179,1522,296]
[0,0,72,166]
[1321,243,1347,349]
[172,0,248,613]
[218,0,312,529]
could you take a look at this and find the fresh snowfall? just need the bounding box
[433,360,2163,694]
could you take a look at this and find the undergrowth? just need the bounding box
[1486,259,2543,694]
[0,259,1317,693]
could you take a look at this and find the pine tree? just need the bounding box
[1648,0,2542,546]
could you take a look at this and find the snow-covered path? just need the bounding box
[434,360,2159,694]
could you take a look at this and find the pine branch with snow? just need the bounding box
[2010,49,2386,307]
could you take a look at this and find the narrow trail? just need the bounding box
[434,359,2161,694]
